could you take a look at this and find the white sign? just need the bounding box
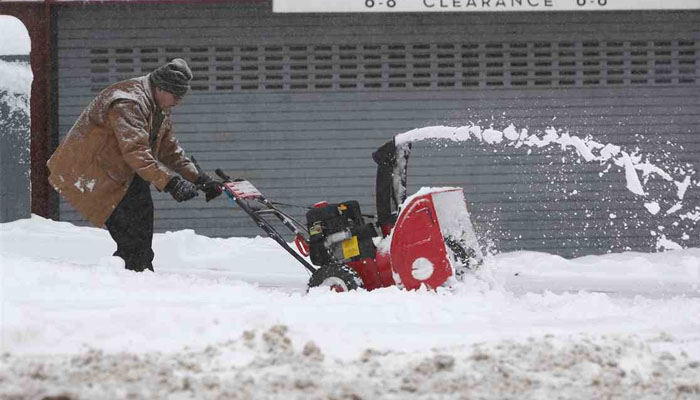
[273,0,700,13]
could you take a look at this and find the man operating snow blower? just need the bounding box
[47,59,221,272]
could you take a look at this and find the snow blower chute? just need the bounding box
[205,136,482,292]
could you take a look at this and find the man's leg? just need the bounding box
[105,176,155,272]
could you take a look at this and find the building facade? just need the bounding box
[4,0,699,256]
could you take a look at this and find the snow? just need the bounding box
[394,123,698,250]
[667,202,684,215]
[0,60,32,116]
[0,16,30,56]
[0,58,32,171]
[680,209,700,222]
[676,176,692,200]
[73,177,97,192]
[0,8,697,396]
[1,216,699,398]
[394,123,685,200]
[619,151,646,196]
[656,234,685,251]
[0,60,32,96]
[644,202,661,215]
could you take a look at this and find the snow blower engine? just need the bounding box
[306,201,377,268]
[210,135,483,292]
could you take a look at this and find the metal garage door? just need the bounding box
[56,2,700,257]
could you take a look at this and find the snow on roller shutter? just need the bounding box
[56,3,700,257]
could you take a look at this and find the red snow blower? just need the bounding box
[205,137,482,292]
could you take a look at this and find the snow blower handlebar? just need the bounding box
[197,166,317,274]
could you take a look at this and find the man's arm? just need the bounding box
[107,100,172,190]
[157,125,199,183]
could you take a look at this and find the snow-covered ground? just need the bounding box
[1,216,699,399]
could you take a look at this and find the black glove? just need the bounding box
[195,172,223,202]
[165,176,199,202]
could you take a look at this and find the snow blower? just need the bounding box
[205,136,482,292]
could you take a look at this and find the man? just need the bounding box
[47,58,220,272]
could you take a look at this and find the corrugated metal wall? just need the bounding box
[56,3,700,257]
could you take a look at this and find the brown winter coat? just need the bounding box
[47,76,199,227]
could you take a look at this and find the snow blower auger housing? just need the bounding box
[208,136,482,292]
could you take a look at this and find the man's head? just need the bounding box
[149,58,192,111]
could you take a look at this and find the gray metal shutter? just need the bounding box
[56,3,700,257]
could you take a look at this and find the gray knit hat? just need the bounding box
[149,58,193,98]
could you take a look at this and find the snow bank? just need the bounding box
[1,216,699,398]
[2,326,699,400]
[1,216,699,356]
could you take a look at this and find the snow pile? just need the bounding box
[395,124,699,249]
[0,16,30,57]
[1,216,699,398]
[2,327,699,400]
[0,60,32,116]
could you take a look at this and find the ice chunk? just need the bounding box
[482,128,504,144]
[656,235,683,251]
[675,176,691,200]
[502,124,520,141]
[644,202,660,215]
[666,203,683,215]
[619,152,646,196]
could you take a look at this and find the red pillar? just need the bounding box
[0,2,53,218]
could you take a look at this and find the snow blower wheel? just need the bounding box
[307,264,363,292]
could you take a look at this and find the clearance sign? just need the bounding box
[273,0,700,12]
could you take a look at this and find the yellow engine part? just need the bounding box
[341,236,360,259]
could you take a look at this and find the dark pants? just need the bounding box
[105,175,155,272]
